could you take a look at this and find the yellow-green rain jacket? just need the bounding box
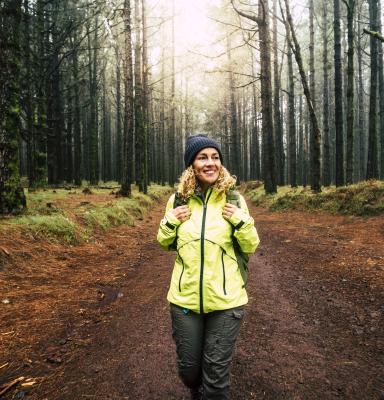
[157,188,260,314]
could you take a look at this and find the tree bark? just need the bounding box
[0,0,27,214]
[322,0,331,186]
[121,0,134,196]
[283,0,321,191]
[334,0,345,186]
[345,0,355,184]
[367,0,380,179]
[273,0,285,185]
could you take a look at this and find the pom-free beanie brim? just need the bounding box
[184,134,223,167]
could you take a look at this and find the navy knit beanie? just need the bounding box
[184,134,223,168]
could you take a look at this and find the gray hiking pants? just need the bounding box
[170,303,244,400]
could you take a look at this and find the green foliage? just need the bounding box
[245,180,384,216]
[83,199,142,231]
[12,214,85,244]
[2,185,173,244]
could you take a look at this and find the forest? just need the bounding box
[1,0,384,212]
[0,0,383,399]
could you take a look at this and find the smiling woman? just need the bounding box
[157,134,260,399]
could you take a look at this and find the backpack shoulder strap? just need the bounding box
[173,192,187,208]
[226,187,241,209]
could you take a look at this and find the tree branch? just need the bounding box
[363,28,384,42]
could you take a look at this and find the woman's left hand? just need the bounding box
[222,203,238,220]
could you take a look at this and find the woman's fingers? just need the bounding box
[172,205,191,222]
[222,203,238,219]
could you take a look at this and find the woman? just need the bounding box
[157,134,260,400]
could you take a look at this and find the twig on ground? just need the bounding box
[0,376,25,396]
[0,362,9,370]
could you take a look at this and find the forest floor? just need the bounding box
[0,196,383,400]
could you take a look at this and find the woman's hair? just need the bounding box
[176,165,236,200]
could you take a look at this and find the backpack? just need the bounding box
[172,188,249,286]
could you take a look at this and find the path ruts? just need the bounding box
[9,200,384,399]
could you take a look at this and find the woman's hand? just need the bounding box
[170,205,191,222]
[222,203,238,220]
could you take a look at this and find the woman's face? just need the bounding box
[192,147,221,189]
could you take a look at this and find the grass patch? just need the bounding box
[2,184,174,244]
[83,198,144,231]
[244,180,384,216]
[12,214,86,244]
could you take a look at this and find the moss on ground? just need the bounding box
[2,184,174,244]
[244,180,384,216]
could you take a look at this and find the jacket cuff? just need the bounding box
[228,208,248,228]
[165,209,182,227]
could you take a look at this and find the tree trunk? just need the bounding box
[134,0,144,191]
[142,0,149,192]
[285,18,297,187]
[121,0,134,196]
[226,32,240,181]
[378,0,384,179]
[0,0,27,214]
[309,0,315,185]
[273,0,285,185]
[283,0,321,191]
[87,17,99,185]
[72,31,82,186]
[322,0,331,186]
[115,46,122,183]
[345,0,355,184]
[367,0,379,179]
[334,0,344,186]
[357,1,365,181]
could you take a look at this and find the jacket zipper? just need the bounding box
[199,188,212,314]
[221,250,227,295]
[178,255,185,292]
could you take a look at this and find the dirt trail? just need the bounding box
[1,199,383,399]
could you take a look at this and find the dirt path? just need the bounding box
[1,200,383,399]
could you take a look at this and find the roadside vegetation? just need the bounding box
[243,180,384,216]
[0,184,173,244]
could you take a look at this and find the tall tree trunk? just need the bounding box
[115,47,122,183]
[72,32,82,186]
[87,17,99,185]
[121,0,134,196]
[334,0,344,185]
[226,32,240,181]
[35,0,47,186]
[378,0,384,179]
[345,0,355,184]
[367,0,379,179]
[282,0,321,191]
[134,0,144,190]
[168,0,176,185]
[357,1,365,181]
[309,0,315,185]
[273,0,285,185]
[66,74,73,183]
[298,95,304,185]
[322,0,331,186]
[142,0,149,192]
[251,61,261,180]
[0,0,27,214]
[23,0,35,187]
[232,0,277,193]
[285,18,297,187]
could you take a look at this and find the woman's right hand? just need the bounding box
[170,205,191,222]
